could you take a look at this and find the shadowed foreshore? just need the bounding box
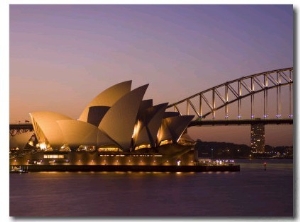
[10,164,240,173]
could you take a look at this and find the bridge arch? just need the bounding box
[167,67,293,121]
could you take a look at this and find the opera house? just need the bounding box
[10,81,199,168]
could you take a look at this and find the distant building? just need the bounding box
[250,123,265,153]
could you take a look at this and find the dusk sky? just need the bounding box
[7,4,294,146]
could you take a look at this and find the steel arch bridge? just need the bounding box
[166,67,293,126]
[9,123,34,136]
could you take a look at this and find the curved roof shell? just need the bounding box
[99,84,148,151]
[57,120,113,147]
[158,115,194,144]
[30,111,72,149]
[134,103,168,147]
[87,106,110,126]
[163,112,180,118]
[78,80,132,122]
[136,99,153,120]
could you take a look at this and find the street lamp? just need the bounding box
[211,148,214,159]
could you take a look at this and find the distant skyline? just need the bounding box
[8,4,293,146]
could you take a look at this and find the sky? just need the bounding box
[1,1,297,222]
[7,4,294,147]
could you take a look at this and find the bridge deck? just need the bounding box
[9,119,293,131]
[189,119,293,126]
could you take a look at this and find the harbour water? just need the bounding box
[9,159,294,218]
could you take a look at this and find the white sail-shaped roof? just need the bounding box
[157,119,172,144]
[158,115,194,144]
[87,106,110,126]
[163,112,180,118]
[57,120,114,147]
[136,99,153,120]
[27,81,195,150]
[99,84,148,151]
[78,80,132,122]
[133,100,155,146]
[134,103,168,147]
[29,111,72,149]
